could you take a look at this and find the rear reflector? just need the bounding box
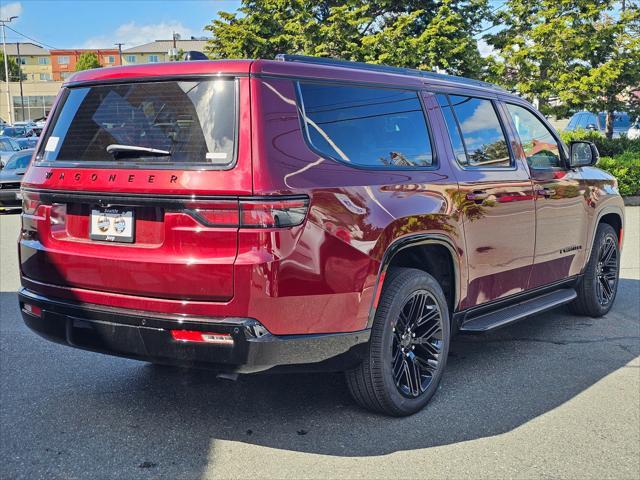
[186,196,309,228]
[619,227,624,249]
[22,303,42,317]
[171,329,234,345]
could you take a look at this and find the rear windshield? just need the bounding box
[598,112,630,129]
[5,151,33,170]
[37,79,237,167]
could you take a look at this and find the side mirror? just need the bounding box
[586,123,597,131]
[569,141,599,168]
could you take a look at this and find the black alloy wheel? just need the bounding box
[346,268,450,416]
[391,290,443,398]
[570,223,620,317]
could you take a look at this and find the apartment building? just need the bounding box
[121,38,207,65]
[49,49,121,81]
[2,43,52,82]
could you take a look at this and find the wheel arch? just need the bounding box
[587,206,624,260]
[367,234,461,329]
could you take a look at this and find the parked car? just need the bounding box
[18,56,624,416]
[15,137,39,150]
[565,110,631,138]
[0,125,38,139]
[627,118,640,140]
[0,136,22,168]
[0,149,32,209]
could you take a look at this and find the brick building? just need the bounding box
[49,49,121,81]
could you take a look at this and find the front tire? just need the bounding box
[346,268,450,416]
[570,223,620,317]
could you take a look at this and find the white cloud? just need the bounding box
[459,100,498,133]
[0,2,22,19]
[82,21,196,49]
[477,39,496,58]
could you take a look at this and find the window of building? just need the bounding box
[125,55,136,63]
[148,54,159,63]
[60,72,72,80]
[107,55,115,64]
[439,95,511,168]
[58,56,70,65]
[506,103,562,169]
[12,95,56,122]
[19,57,27,65]
[38,57,49,65]
[39,73,52,81]
[297,82,434,168]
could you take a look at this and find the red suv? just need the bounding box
[18,55,624,416]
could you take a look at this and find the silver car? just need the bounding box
[0,136,22,168]
[0,149,33,210]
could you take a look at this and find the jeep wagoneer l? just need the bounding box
[18,55,624,416]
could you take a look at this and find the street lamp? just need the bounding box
[1,15,18,124]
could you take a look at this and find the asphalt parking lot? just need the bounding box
[1,208,639,480]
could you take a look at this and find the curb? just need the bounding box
[623,196,640,207]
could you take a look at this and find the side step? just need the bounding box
[459,288,577,333]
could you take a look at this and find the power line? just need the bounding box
[4,25,59,50]
[473,2,509,38]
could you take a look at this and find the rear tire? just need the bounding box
[346,268,450,416]
[569,223,620,317]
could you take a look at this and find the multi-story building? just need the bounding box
[1,38,211,122]
[49,49,121,81]
[121,38,207,65]
[2,43,52,82]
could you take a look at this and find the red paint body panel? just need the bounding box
[18,59,624,340]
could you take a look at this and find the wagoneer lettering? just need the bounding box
[18,55,624,416]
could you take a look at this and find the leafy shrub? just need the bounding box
[598,152,640,197]
[560,130,640,157]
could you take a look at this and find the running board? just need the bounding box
[459,288,577,333]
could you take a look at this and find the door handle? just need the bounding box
[466,191,489,203]
[536,188,556,198]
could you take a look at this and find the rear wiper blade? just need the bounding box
[106,144,171,158]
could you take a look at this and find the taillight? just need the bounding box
[186,200,239,227]
[240,198,308,228]
[186,196,309,228]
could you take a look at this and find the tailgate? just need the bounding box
[19,73,254,302]
[20,189,240,301]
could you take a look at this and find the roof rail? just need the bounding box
[275,54,503,91]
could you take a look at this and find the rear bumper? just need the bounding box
[18,288,369,374]
[0,189,21,207]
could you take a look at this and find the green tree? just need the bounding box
[0,52,21,82]
[204,0,489,77]
[555,4,640,138]
[486,0,640,138]
[75,52,101,71]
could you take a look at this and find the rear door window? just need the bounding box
[297,82,434,168]
[439,94,511,168]
[38,79,237,167]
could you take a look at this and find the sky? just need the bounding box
[0,0,499,57]
[0,0,241,50]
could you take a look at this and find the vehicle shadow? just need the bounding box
[2,278,638,476]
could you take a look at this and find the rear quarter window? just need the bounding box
[438,94,511,168]
[37,79,237,168]
[297,82,434,169]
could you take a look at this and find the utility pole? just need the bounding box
[1,15,18,124]
[115,42,124,64]
[16,42,25,121]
